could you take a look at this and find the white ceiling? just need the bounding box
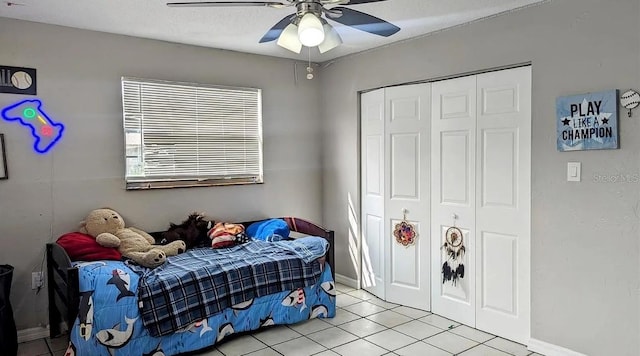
[0,0,545,62]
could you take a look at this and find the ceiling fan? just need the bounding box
[166,0,400,54]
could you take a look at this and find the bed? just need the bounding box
[46,217,336,356]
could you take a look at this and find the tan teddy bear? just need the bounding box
[80,208,186,268]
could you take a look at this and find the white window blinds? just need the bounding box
[122,77,263,189]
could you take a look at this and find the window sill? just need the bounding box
[125,177,263,190]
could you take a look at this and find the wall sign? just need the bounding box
[0,65,37,95]
[1,99,64,154]
[0,134,7,180]
[556,90,619,151]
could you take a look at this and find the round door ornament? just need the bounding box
[394,209,417,247]
[394,221,417,247]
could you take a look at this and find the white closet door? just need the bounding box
[361,88,386,299]
[384,84,431,310]
[431,76,477,326]
[475,66,531,344]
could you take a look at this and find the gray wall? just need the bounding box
[320,1,639,355]
[0,18,323,330]
[1,1,639,354]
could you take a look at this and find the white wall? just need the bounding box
[0,18,323,330]
[320,1,639,355]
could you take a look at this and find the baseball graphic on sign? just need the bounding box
[10,71,33,90]
[620,89,640,117]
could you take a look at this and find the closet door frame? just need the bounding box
[359,64,531,344]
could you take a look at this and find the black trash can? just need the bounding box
[0,265,17,356]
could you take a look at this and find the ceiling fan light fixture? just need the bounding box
[167,1,403,55]
[277,23,303,53]
[318,22,342,53]
[297,13,325,47]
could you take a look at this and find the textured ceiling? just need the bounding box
[0,0,545,62]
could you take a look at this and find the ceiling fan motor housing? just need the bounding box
[296,1,324,20]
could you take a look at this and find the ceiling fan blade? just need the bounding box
[346,0,389,4]
[167,1,288,8]
[329,6,399,37]
[259,14,294,43]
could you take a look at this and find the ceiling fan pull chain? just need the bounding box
[306,47,314,79]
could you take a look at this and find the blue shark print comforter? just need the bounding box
[68,258,336,355]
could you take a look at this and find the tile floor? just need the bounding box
[18,283,544,356]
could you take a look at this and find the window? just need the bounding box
[122,77,263,190]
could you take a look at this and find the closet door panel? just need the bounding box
[481,128,517,208]
[431,76,477,327]
[480,231,517,314]
[384,84,431,311]
[440,130,470,205]
[363,214,384,292]
[390,219,422,288]
[365,136,383,196]
[439,224,472,303]
[390,133,419,199]
[361,88,386,299]
[476,66,531,344]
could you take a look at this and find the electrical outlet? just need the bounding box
[31,272,43,290]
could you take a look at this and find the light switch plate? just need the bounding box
[567,162,581,182]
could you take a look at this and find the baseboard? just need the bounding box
[18,322,67,343]
[17,326,49,343]
[335,273,359,289]
[528,337,588,356]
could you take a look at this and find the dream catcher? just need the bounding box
[393,209,417,247]
[441,215,465,286]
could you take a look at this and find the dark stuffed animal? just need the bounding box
[160,213,214,249]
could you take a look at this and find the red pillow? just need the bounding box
[56,232,122,261]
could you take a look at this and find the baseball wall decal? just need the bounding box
[10,71,33,90]
[0,65,37,95]
[620,89,640,117]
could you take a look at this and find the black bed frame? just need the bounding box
[46,217,335,339]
